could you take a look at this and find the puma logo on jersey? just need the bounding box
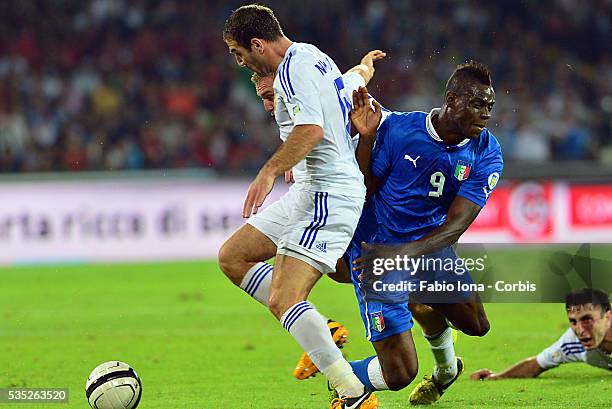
[404,154,420,168]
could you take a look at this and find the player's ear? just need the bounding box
[251,39,265,54]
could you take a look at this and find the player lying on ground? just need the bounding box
[471,288,612,380]
[221,5,379,408]
[251,68,466,400]
[340,61,502,405]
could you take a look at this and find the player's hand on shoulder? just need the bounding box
[349,86,382,139]
[470,369,495,380]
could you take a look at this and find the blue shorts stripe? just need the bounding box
[307,192,328,249]
[282,301,310,330]
[248,265,273,296]
[244,263,271,295]
[299,192,320,245]
[284,304,313,332]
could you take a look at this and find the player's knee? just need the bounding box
[408,302,431,322]
[475,316,491,336]
[217,240,243,285]
[463,316,490,337]
[217,241,233,274]
[383,360,418,391]
[385,368,417,391]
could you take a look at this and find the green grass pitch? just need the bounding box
[1,259,610,408]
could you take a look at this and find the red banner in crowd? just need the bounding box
[569,185,612,228]
[465,182,612,243]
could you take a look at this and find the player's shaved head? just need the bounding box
[223,4,284,49]
[566,288,611,314]
[445,61,492,97]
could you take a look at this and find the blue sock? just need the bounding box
[349,356,376,391]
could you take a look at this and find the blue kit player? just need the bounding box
[338,61,503,405]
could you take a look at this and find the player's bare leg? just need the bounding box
[218,224,276,286]
[408,303,464,405]
[372,331,419,391]
[270,254,377,408]
[329,258,353,283]
[220,226,353,382]
[426,293,490,337]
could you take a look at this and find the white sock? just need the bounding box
[281,301,364,397]
[367,357,389,390]
[239,262,273,305]
[425,327,457,384]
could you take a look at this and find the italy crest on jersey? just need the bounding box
[454,160,472,181]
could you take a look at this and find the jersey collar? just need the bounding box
[426,108,470,148]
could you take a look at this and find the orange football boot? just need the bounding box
[293,320,349,380]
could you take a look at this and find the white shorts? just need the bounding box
[247,186,364,274]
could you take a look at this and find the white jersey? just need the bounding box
[536,327,612,371]
[273,42,365,198]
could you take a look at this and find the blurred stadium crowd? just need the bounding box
[0,0,610,173]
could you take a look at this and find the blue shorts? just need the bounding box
[345,240,476,342]
[344,242,414,342]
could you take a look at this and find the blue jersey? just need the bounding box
[354,109,503,245]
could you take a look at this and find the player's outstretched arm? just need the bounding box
[354,196,482,271]
[409,195,481,252]
[243,124,323,217]
[350,86,382,195]
[353,196,482,272]
[470,357,545,380]
[345,50,386,85]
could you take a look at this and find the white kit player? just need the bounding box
[222,5,378,408]
[248,50,385,382]
[471,288,612,380]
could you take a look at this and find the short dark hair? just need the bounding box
[445,60,492,96]
[223,4,284,49]
[565,288,611,313]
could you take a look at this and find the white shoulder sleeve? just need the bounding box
[279,51,324,128]
[536,328,586,369]
[341,72,366,95]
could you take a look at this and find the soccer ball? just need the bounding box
[86,361,142,409]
